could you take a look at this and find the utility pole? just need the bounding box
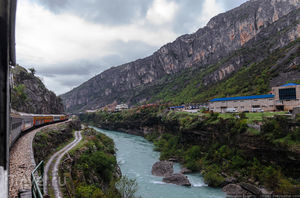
[0,0,17,197]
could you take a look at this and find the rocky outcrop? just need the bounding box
[223,182,266,196]
[240,182,262,195]
[151,161,173,177]
[162,173,191,186]
[11,65,64,114]
[222,184,249,195]
[180,167,192,174]
[61,0,300,113]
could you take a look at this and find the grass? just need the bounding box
[245,112,288,123]
[174,111,288,124]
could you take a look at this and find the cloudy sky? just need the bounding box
[16,0,248,95]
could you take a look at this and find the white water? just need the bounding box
[93,127,226,198]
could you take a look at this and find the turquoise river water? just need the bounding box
[93,127,226,198]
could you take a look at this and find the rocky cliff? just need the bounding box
[11,65,64,114]
[61,0,300,112]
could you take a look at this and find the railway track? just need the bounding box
[9,121,69,198]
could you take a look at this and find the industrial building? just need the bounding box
[209,83,300,113]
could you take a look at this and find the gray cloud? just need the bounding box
[35,0,152,25]
[37,61,103,76]
[218,0,248,10]
[34,0,248,34]
[34,0,69,12]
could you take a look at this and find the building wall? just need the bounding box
[272,85,300,111]
[209,84,300,113]
[209,98,275,113]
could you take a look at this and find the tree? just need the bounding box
[115,176,140,198]
[29,67,36,75]
[11,84,29,110]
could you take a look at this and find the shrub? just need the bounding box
[262,166,281,190]
[115,176,140,198]
[184,146,202,171]
[203,169,225,187]
[76,185,106,198]
[78,151,117,182]
[231,155,247,169]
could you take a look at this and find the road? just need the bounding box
[44,131,82,197]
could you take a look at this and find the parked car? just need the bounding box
[226,108,238,113]
[252,108,264,112]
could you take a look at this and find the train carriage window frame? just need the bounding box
[279,88,296,100]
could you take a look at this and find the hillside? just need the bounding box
[11,65,64,114]
[61,0,300,112]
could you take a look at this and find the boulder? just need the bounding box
[222,184,249,195]
[163,173,191,186]
[151,161,173,177]
[240,182,262,195]
[225,177,237,184]
[180,167,193,174]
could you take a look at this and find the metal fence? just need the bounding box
[31,161,44,198]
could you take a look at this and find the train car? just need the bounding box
[9,112,69,148]
[33,115,53,126]
[10,117,22,146]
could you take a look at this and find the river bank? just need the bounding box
[93,127,225,198]
[79,105,300,196]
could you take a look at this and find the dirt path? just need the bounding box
[44,131,82,197]
[9,121,68,198]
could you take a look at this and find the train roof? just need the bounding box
[11,111,66,117]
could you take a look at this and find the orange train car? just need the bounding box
[33,116,54,126]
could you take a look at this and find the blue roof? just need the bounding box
[170,106,185,109]
[280,83,299,87]
[210,94,274,102]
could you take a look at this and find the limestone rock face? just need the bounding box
[162,173,191,186]
[11,65,64,114]
[61,0,300,113]
[151,161,173,177]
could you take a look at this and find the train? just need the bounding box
[10,111,68,147]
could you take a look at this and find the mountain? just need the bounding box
[11,65,64,114]
[61,0,300,113]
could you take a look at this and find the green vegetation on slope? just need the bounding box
[146,39,300,105]
[60,127,140,198]
[33,120,81,163]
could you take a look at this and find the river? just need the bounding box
[93,127,226,198]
